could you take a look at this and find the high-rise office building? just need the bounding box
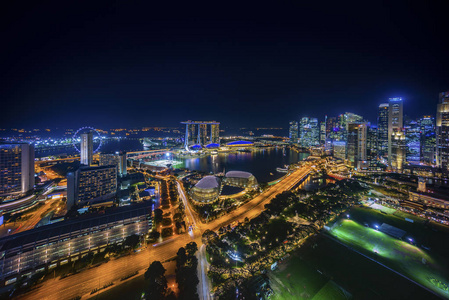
[367,125,378,169]
[325,116,338,141]
[320,121,326,144]
[419,115,435,165]
[391,129,406,172]
[0,143,35,197]
[99,151,127,176]
[405,119,420,164]
[80,132,93,166]
[346,123,368,169]
[436,91,449,169]
[388,97,403,166]
[377,103,389,157]
[332,141,346,160]
[67,165,117,209]
[299,117,319,147]
[289,121,298,142]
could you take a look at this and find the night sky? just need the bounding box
[1,1,449,129]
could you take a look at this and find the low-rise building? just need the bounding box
[0,202,152,285]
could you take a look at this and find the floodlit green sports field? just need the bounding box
[329,219,449,298]
[269,256,328,300]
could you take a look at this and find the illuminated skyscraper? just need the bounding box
[80,131,93,166]
[391,129,406,172]
[181,121,220,149]
[388,97,403,166]
[299,117,319,147]
[289,121,298,142]
[320,121,326,144]
[99,151,127,176]
[419,115,435,164]
[199,124,208,145]
[377,103,389,156]
[347,123,368,169]
[436,91,449,169]
[405,119,420,164]
[0,143,35,197]
[210,123,220,144]
[367,125,378,170]
[326,116,337,140]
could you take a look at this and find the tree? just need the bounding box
[154,208,163,223]
[123,234,140,249]
[177,247,187,269]
[185,242,198,257]
[144,261,167,300]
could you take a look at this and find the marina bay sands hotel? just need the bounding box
[181,120,220,149]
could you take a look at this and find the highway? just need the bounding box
[13,200,55,234]
[16,163,313,300]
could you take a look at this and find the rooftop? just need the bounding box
[225,171,253,179]
[195,176,220,189]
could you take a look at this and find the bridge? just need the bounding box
[126,149,173,160]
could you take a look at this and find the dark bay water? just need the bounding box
[35,139,143,158]
[177,148,308,182]
[35,139,308,183]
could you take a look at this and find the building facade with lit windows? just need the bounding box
[67,165,117,209]
[346,123,368,170]
[391,129,406,172]
[288,121,298,142]
[419,115,435,165]
[388,97,403,166]
[99,152,127,176]
[377,103,389,157]
[0,143,34,197]
[80,132,93,166]
[0,202,152,285]
[299,117,319,147]
[436,91,449,170]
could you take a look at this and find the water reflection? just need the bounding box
[177,148,308,183]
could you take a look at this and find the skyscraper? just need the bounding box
[299,117,319,147]
[320,121,326,144]
[405,119,420,164]
[391,129,406,172]
[377,103,389,157]
[0,143,35,197]
[388,97,403,166]
[367,125,378,170]
[80,131,93,166]
[99,151,127,176]
[419,115,435,165]
[436,91,449,169]
[288,121,298,142]
[210,123,220,144]
[346,123,368,169]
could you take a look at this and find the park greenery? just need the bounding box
[204,179,367,299]
[143,242,199,300]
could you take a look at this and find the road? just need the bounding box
[13,200,55,234]
[197,244,212,300]
[17,164,313,300]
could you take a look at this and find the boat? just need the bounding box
[211,150,218,155]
